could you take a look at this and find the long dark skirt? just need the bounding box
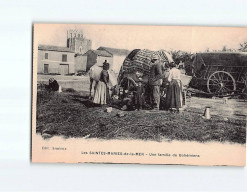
[166,80,182,109]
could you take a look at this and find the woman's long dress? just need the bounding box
[166,67,183,109]
[93,70,110,105]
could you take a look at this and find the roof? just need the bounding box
[97,46,130,56]
[83,50,112,57]
[38,45,74,53]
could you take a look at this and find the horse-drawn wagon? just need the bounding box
[190,52,247,96]
[117,49,192,108]
[118,49,173,87]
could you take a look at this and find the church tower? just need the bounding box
[67,29,92,54]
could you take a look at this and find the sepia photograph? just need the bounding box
[2,0,247,192]
[32,24,246,166]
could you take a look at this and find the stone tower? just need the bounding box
[67,29,92,54]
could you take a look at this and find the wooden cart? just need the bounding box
[190,52,247,96]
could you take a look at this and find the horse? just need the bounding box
[88,64,118,99]
[88,65,102,99]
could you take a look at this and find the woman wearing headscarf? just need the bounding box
[93,62,110,105]
[166,62,183,112]
[46,78,59,92]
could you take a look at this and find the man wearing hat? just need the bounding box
[149,55,163,110]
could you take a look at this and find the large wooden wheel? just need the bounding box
[240,72,247,86]
[207,71,236,95]
[119,77,137,90]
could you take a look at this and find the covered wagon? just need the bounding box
[118,49,174,86]
[190,52,247,96]
[116,49,192,109]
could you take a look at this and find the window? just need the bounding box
[44,64,49,74]
[62,54,67,62]
[45,53,48,59]
[79,46,83,53]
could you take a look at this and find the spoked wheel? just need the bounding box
[207,71,236,96]
[239,72,247,86]
[119,77,137,91]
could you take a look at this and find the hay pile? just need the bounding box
[36,91,246,144]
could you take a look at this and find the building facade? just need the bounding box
[38,45,75,75]
[97,47,130,75]
[67,29,92,54]
[37,29,130,75]
[81,50,113,71]
[38,29,92,75]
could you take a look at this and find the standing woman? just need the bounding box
[93,62,110,105]
[166,62,183,112]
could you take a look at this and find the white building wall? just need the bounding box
[75,55,87,72]
[96,56,113,67]
[37,50,75,74]
[111,55,126,76]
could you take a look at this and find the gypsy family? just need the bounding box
[92,56,183,112]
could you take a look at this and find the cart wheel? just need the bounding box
[119,77,137,91]
[207,71,236,95]
[190,76,198,88]
[241,72,247,87]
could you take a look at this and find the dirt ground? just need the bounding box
[188,97,247,120]
[36,88,246,144]
[37,74,247,120]
[37,74,90,92]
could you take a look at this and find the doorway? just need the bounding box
[59,64,69,75]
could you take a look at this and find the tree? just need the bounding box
[239,41,247,52]
[222,45,227,51]
[168,50,194,75]
[221,45,236,52]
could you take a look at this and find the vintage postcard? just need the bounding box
[32,24,246,166]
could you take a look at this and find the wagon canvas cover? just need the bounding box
[122,49,174,74]
[32,24,246,166]
[193,52,247,72]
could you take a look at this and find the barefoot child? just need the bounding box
[134,72,145,110]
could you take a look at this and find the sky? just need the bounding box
[34,24,247,53]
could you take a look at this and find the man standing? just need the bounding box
[149,55,163,110]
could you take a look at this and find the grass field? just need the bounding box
[36,90,246,144]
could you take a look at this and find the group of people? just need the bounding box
[92,56,183,112]
[149,55,183,112]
